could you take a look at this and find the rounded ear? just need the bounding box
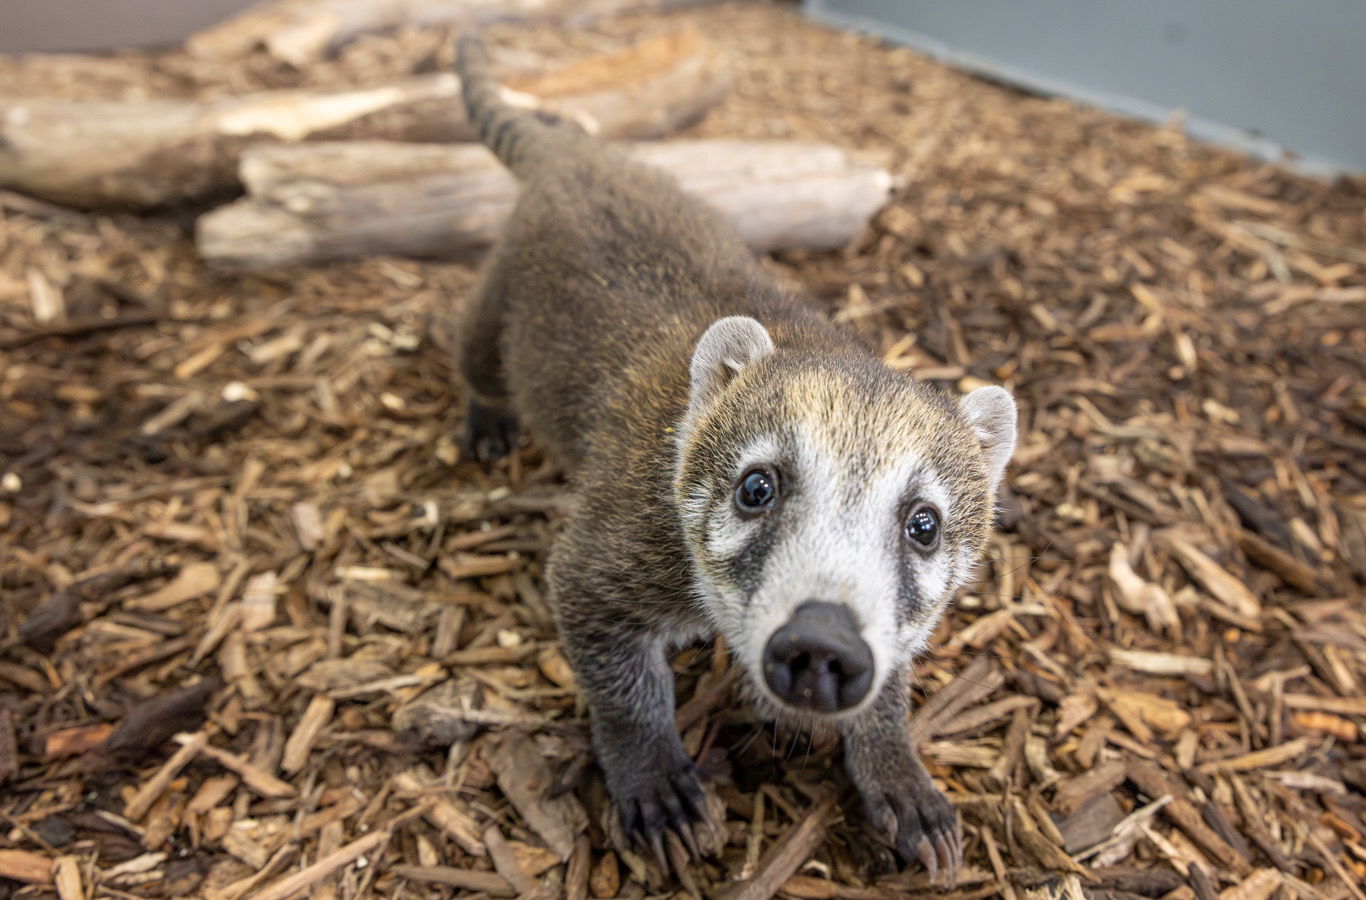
[959,385,1017,493]
[686,316,774,422]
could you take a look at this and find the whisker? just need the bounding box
[732,723,766,757]
[783,727,803,763]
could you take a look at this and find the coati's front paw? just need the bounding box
[607,745,711,866]
[461,398,520,464]
[854,763,961,884]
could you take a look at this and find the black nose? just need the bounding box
[763,601,873,712]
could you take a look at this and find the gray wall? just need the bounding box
[806,0,1366,175]
[0,0,256,53]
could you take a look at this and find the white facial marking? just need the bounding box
[693,425,964,719]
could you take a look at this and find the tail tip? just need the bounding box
[455,34,487,68]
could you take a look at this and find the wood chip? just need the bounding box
[126,562,221,612]
[0,849,53,884]
[0,708,17,783]
[1162,535,1262,619]
[189,737,297,798]
[388,865,515,897]
[124,731,208,821]
[1108,544,1180,635]
[1053,759,1128,817]
[239,571,279,632]
[83,677,220,770]
[44,723,115,760]
[392,770,485,857]
[1108,648,1213,677]
[487,732,587,860]
[1127,761,1251,876]
[280,694,335,774]
[252,826,391,900]
[1282,693,1366,716]
[484,825,536,894]
[589,848,620,899]
[1197,737,1313,774]
[52,856,82,900]
[716,797,836,900]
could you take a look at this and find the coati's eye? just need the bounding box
[904,503,940,550]
[735,468,778,515]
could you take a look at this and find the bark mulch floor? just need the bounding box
[1,3,1364,898]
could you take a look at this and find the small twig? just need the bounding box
[184,736,296,798]
[1305,830,1366,900]
[1074,794,1170,861]
[388,865,514,897]
[0,190,91,222]
[1233,219,1366,266]
[252,828,391,900]
[124,731,208,821]
[676,667,742,732]
[0,313,179,350]
[716,795,836,900]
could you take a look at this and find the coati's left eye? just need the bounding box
[735,468,778,515]
[904,503,940,550]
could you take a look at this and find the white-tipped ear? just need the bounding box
[686,316,774,421]
[960,385,1017,493]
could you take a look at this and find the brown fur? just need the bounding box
[454,35,981,879]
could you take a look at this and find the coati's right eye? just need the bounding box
[904,503,941,551]
[735,468,778,515]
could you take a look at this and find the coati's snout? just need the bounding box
[763,601,873,712]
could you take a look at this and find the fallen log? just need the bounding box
[0,31,726,210]
[196,139,894,270]
[187,0,707,64]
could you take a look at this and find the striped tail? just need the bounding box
[456,35,578,180]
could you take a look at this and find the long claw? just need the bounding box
[677,821,702,859]
[951,825,963,884]
[935,834,954,885]
[853,756,960,880]
[915,836,938,882]
[650,832,668,874]
[869,800,896,837]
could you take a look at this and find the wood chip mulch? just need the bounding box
[1,3,1363,898]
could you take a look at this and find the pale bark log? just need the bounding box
[0,31,726,210]
[186,0,707,63]
[196,139,894,270]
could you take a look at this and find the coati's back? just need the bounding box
[455,36,835,467]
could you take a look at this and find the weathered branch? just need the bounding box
[186,0,711,63]
[0,31,726,210]
[196,139,894,270]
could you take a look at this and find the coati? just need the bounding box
[453,35,1017,882]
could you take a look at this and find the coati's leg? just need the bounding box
[841,672,962,883]
[462,396,519,464]
[555,605,708,860]
[456,276,520,464]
